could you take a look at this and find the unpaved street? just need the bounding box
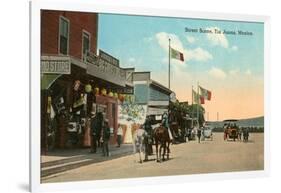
[43,132,264,183]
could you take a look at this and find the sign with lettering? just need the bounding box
[99,49,119,67]
[86,51,126,87]
[41,56,71,74]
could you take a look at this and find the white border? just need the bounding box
[30,0,270,192]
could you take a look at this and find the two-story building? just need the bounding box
[41,10,133,152]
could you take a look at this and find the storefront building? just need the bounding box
[133,72,173,122]
[41,10,133,153]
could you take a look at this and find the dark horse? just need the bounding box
[154,125,171,162]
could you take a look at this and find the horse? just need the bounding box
[133,127,147,163]
[154,125,171,162]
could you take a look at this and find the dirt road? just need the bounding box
[42,132,264,183]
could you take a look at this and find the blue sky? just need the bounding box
[98,13,264,120]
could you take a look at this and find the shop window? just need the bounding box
[82,31,90,61]
[59,17,69,55]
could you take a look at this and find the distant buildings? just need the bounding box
[133,72,173,121]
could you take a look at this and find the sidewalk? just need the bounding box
[41,144,134,179]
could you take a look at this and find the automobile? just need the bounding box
[223,119,239,141]
[202,126,213,141]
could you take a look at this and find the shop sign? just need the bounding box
[41,56,71,74]
[120,87,134,94]
[147,107,168,115]
[99,49,119,67]
[86,51,126,86]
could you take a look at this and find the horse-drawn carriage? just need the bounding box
[223,119,239,141]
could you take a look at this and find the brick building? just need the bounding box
[41,10,134,153]
[41,10,98,59]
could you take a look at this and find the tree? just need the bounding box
[188,104,205,126]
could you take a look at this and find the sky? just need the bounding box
[98,13,264,121]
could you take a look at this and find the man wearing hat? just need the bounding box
[90,111,98,153]
[101,119,111,156]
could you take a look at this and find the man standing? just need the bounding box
[144,116,153,156]
[101,120,111,157]
[197,127,202,143]
[90,111,98,153]
[116,124,123,148]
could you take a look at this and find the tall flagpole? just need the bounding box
[197,81,199,127]
[191,85,194,127]
[168,38,171,89]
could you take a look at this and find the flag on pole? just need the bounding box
[171,47,184,61]
[193,90,205,104]
[199,86,212,100]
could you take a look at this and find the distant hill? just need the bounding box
[207,116,264,128]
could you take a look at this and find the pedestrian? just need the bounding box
[101,119,111,156]
[90,111,98,153]
[144,116,153,156]
[116,124,123,147]
[197,127,202,143]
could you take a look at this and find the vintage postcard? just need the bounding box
[38,8,266,185]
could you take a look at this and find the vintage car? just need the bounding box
[202,126,213,141]
[223,119,239,141]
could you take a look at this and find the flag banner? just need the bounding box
[193,90,205,104]
[199,86,212,100]
[171,47,184,61]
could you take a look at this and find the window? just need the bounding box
[82,31,90,61]
[59,17,69,55]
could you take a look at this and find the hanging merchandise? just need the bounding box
[85,84,92,93]
[83,94,87,111]
[118,94,125,102]
[50,105,56,119]
[47,96,52,114]
[124,95,127,102]
[74,80,81,91]
[113,92,118,99]
[73,95,85,108]
[94,87,99,95]
[101,88,107,96]
[55,97,66,114]
[108,91,113,97]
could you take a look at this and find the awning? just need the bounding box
[41,74,62,90]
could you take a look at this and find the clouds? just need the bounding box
[155,32,213,63]
[245,69,252,75]
[206,27,229,48]
[186,36,196,44]
[155,32,184,53]
[208,67,227,80]
[205,27,239,52]
[209,67,253,80]
[231,45,238,51]
[185,47,213,62]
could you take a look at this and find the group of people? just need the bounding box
[89,111,124,157]
[89,111,110,156]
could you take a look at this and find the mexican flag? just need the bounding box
[171,47,184,61]
[193,90,205,104]
[199,86,212,100]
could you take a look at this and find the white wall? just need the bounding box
[1,0,280,193]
